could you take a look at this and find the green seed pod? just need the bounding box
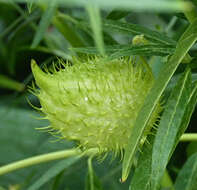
[31,57,161,155]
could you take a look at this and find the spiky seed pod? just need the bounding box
[31,57,161,155]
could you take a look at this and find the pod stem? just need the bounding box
[0,134,195,176]
[0,148,98,176]
[180,133,197,142]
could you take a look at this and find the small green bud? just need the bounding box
[132,34,149,45]
[30,57,161,155]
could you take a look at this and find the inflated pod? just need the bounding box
[31,57,161,155]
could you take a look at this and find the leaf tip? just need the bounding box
[121,170,129,183]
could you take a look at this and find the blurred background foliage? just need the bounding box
[0,0,197,189]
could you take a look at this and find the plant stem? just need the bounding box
[88,157,94,190]
[0,148,99,176]
[180,133,197,142]
[1,133,196,177]
[0,148,81,176]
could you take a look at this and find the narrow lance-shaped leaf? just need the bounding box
[106,10,130,20]
[151,68,192,190]
[175,82,197,143]
[174,153,197,190]
[129,136,154,190]
[31,1,57,48]
[168,82,197,158]
[86,2,105,55]
[27,156,81,190]
[71,44,175,57]
[103,19,176,45]
[26,0,34,13]
[53,13,85,47]
[122,18,197,182]
[0,74,24,91]
[107,44,174,59]
[129,74,197,190]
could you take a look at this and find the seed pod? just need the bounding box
[31,57,161,155]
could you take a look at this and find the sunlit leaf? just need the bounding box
[122,19,197,182]
[151,68,192,189]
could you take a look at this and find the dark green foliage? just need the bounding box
[0,0,197,190]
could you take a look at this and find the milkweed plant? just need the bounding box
[1,0,197,190]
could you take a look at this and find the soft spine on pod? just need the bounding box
[31,57,161,156]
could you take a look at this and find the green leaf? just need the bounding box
[26,0,34,13]
[103,19,176,45]
[85,158,103,190]
[0,105,72,161]
[31,1,57,48]
[0,106,47,184]
[106,44,174,58]
[151,68,192,190]
[8,0,191,12]
[0,74,25,91]
[129,136,154,190]
[106,9,129,20]
[19,46,72,60]
[0,104,74,185]
[175,82,197,142]
[71,44,175,57]
[129,136,174,190]
[122,18,197,182]
[187,142,197,157]
[53,13,85,47]
[86,3,105,55]
[160,170,174,189]
[27,157,80,190]
[174,153,197,190]
[0,15,23,38]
